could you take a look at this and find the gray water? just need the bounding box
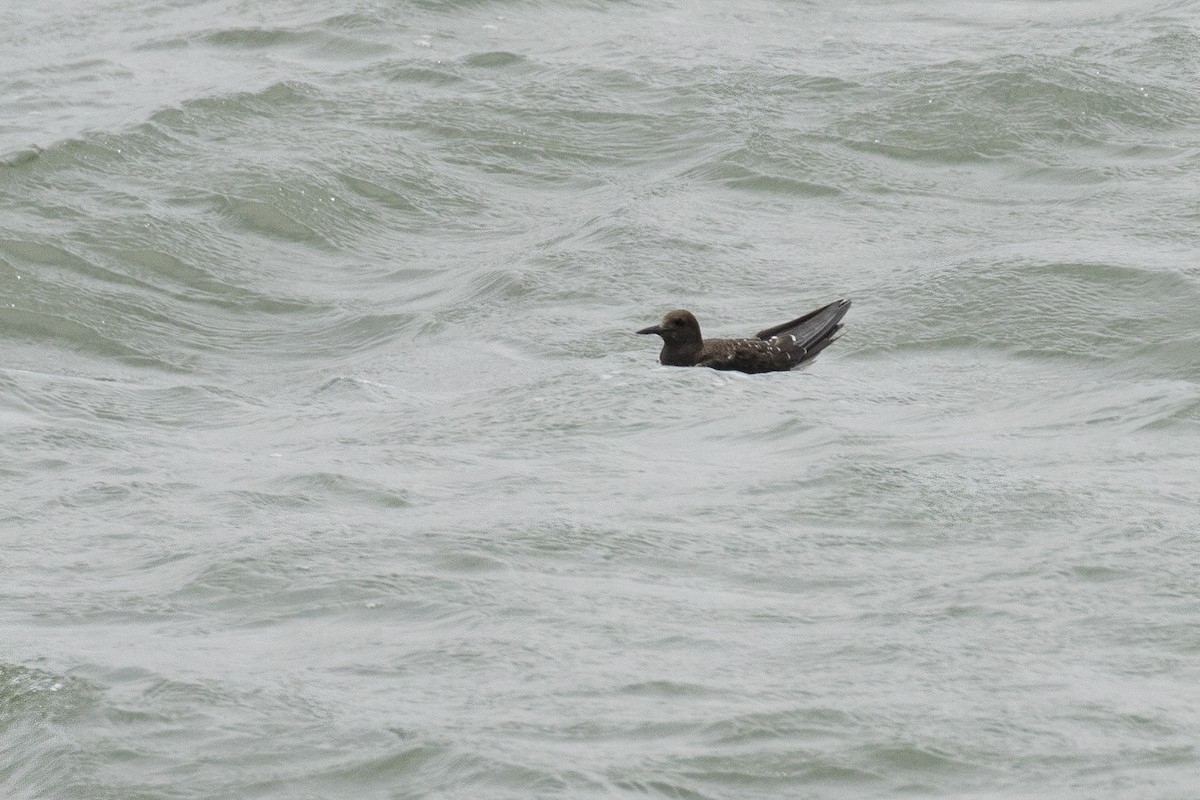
[3,1,1200,797]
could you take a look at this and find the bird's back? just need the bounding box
[698,337,802,373]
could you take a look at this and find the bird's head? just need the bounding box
[637,309,702,344]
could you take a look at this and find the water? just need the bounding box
[3,1,1200,797]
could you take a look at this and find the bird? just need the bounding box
[636,299,850,374]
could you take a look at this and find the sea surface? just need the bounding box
[3,1,1200,798]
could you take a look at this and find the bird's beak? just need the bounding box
[636,324,663,335]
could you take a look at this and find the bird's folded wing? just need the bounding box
[755,299,850,347]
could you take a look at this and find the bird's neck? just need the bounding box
[660,340,703,366]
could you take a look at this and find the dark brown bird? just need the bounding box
[637,299,850,374]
